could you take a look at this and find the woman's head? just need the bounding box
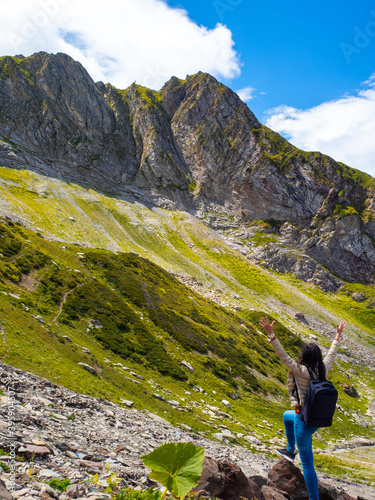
[299,342,326,379]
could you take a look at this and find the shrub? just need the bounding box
[116,489,162,500]
[14,250,49,274]
[0,222,22,257]
[47,478,70,491]
[63,281,186,379]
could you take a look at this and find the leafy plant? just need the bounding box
[0,461,10,472]
[142,442,204,500]
[47,478,70,491]
[116,488,162,500]
[103,463,121,493]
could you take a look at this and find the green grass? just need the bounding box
[48,478,71,492]
[0,215,373,450]
[333,204,359,219]
[130,84,162,109]
[0,56,34,84]
[315,451,375,486]
[337,162,375,191]
[0,166,374,482]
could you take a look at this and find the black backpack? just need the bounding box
[295,368,338,428]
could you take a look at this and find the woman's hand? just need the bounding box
[335,320,347,341]
[259,317,276,338]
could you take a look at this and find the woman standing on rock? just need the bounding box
[259,317,347,500]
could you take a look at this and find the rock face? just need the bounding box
[0,52,375,284]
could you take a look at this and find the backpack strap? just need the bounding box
[292,375,301,406]
[307,367,315,381]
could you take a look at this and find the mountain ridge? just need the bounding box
[1,52,374,286]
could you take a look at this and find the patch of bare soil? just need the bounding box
[18,270,40,291]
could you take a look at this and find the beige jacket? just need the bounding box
[270,338,340,407]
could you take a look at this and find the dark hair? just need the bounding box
[297,343,326,379]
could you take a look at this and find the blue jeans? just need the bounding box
[283,410,319,500]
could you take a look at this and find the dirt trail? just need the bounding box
[52,282,86,333]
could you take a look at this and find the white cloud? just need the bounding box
[265,77,375,178]
[235,86,256,102]
[0,0,241,89]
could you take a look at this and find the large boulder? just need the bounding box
[193,458,358,500]
[267,458,308,499]
[0,478,13,500]
[192,457,263,500]
[267,459,357,500]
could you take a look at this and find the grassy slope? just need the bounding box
[0,166,374,485]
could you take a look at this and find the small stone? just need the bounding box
[180,360,193,372]
[245,435,262,445]
[51,413,68,420]
[121,399,134,407]
[41,484,59,499]
[19,445,51,458]
[229,391,239,400]
[167,400,180,407]
[78,363,97,375]
[342,383,358,397]
[87,493,111,500]
[0,479,12,500]
[180,423,192,431]
[294,312,308,324]
[38,469,61,478]
[65,484,80,498]
[15,473,30,486]
[153,393,166,402]
[352,292,366,302]
[32,439,48,446]
[12,488,31,498]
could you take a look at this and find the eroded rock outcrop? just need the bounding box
[0,52,374,285]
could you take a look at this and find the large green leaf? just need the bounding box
[141,442,205,499]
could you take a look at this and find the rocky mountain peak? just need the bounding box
[159,76,187,118]
[0,51,374,285]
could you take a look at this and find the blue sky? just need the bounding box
[165,0,375,118]
[1,0,374,175]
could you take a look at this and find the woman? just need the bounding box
[259,316,347,500]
